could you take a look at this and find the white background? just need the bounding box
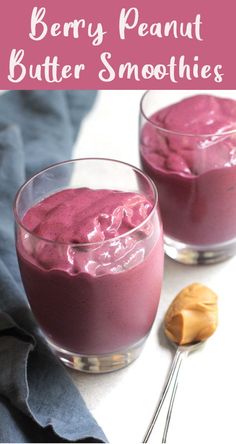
[69,90,236,444]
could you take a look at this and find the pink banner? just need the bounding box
[0,0,235,89]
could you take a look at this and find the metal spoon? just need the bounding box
[143,340,203,443]
[143,282,218,442]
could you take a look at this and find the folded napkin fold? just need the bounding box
[0,91,107,443]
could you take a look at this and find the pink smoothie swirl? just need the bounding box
[17,188,163,354]
[140,94,236,245]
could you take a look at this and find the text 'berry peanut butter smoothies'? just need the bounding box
[14,159,164,373]
[140,91,236,264]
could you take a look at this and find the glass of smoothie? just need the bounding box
[139,90,236,265]
[14,158,163,373]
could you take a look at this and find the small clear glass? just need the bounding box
[14,158,163,373]
[139,90,236,265]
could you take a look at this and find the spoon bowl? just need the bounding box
[175,340,204,353]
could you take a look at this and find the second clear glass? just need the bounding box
[139,90,236,265]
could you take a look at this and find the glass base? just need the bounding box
[164,235,236,265]
[47,336,147,373]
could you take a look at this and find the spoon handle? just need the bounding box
[161,349,188,443]
[143,348,188,443]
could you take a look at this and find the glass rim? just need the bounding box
[140,90,236,138]
[13,157,159,248]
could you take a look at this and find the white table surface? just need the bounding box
[69,90,236,444]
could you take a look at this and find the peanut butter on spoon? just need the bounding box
[144,283,218,443]
[164,283,218,346]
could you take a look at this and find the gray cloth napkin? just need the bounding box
[0,91,107,443]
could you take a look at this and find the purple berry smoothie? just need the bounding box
[17,188,163,354]
[140,94,236,246]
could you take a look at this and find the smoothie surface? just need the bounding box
[22,187,153,243]
[141,94,236,175]
[20,187,156,275]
